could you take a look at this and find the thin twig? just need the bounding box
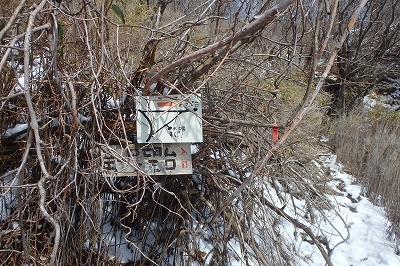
[204,115,282,128]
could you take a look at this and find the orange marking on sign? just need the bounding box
[157,101,172,107]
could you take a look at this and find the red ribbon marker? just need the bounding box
[272,124,279,142]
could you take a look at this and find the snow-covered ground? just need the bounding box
[295,155,400,266]
[364,77,400,111]
[93,154,400,265]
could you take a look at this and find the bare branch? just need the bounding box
[143,0,296,93]
[0,0,27,42]
[22,1,60,265]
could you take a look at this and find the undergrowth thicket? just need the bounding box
[1,0,398,265]
[333,106,400,248]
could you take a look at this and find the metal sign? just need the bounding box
[101,143,192,176]
[136,94,202,143]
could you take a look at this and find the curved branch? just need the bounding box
[261,196,334,266]
[143,0,296,94]
[23,1,61,265]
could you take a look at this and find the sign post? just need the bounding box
[101,94,202,176]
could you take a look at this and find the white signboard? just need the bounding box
[101,143,192,176]
[136,94,202,143]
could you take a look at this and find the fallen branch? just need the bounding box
[143,0,295,93]
[261,196,334,266]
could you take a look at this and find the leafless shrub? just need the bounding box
[0,0,370,265]
[333,107,400,241]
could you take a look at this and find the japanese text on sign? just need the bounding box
[101,143,193,176]
[136,94,202,143]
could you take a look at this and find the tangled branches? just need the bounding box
[0,0,370,265]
